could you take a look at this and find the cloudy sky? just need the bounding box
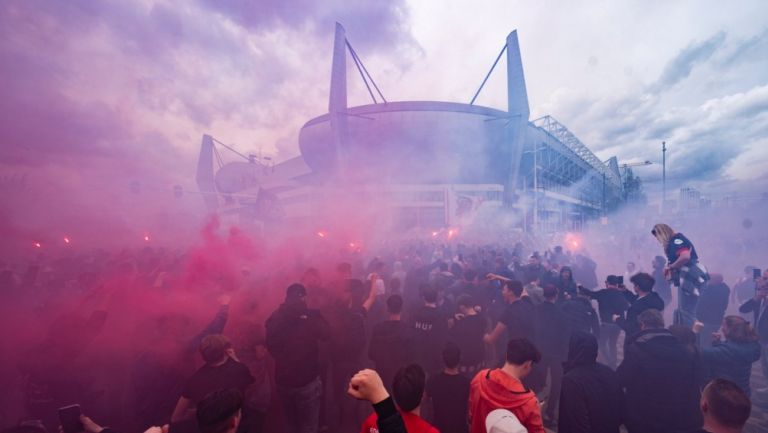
[1,0,766,210]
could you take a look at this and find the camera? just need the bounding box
[617,275,624,285]
[754,268,762,280]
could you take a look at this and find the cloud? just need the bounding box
[651,32,726,91]
[195,0,415,52]
[538,25,768,197]
[0,0,416,241]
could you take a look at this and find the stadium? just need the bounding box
[196,24,624,233]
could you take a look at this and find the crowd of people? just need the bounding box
[0,223,766,433]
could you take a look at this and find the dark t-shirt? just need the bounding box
[665,233,698,264]
[368,320,415,388]
[329,304,368,363]
[426,372,470,433]
[181,358,254,403]
[411,306,448,374]
[450,313,486,366]
[500,298,536,341]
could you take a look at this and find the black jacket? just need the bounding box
[265,301,330,387]
[696,282,730,325]
[619,291,665,340]
[589,288,629,324]
[559,297,600,338]
[373,397,407,433]
[739,298,768,343]
[559,332,623,433]
[617,328,701,433]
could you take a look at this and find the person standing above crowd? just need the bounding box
[588,275,629,369]
[617,309,701,433]
[469,338,545,433]
[265,283,330,433]
[618,272,664,343]
[558,332,623,433]
[651,223,707,326]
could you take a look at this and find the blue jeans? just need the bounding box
[277,376,322,433]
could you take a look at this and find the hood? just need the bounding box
[631,328,685,359]
[563,331,598,373]
[475,369,537,409]
[560,266,574,280]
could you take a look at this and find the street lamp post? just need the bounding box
[662,141,667,214]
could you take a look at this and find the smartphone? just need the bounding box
[617,276,624,285]
[58,404,82,433]
[754,268,762,280]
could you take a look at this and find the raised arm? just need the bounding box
[362,274,378,312]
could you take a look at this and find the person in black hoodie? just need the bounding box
[558,331,623,433]
[618,272,664,343]
[559,286,600,338]
[617,309,701,433]
[265,283,330,433]
[369,294,415,391]
[556,267,578,299]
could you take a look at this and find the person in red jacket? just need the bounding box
[469,338,544,433]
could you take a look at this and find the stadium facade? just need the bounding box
[196,24,623,233]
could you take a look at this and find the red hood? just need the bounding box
[470,369,543,433]
[475,369,536,408]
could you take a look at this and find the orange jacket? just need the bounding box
[469,368,544,433]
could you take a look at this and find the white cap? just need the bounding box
[485,409,528,433]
